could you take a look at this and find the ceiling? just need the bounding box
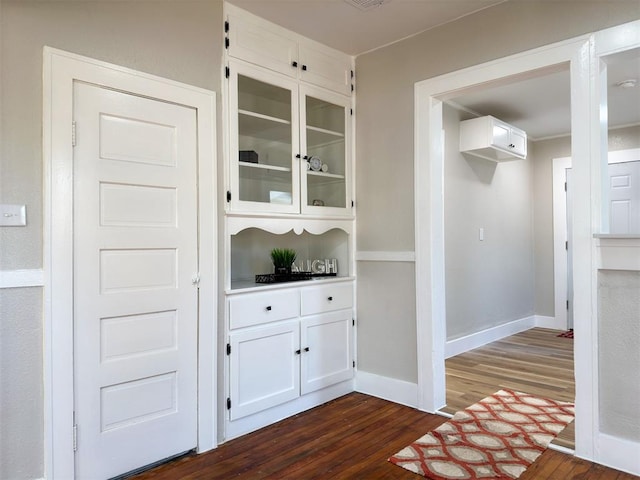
[228,0,640,139]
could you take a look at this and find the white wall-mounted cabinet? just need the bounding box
[226,3,353,96]
[459,115,527,161]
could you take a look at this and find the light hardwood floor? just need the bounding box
[442,327,575,449]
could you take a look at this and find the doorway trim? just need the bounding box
[43,47,217,479]
[413,35,594,456]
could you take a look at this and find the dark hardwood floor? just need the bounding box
[130,392,636,480]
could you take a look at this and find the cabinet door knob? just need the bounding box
[266,305,272,311]
[328,296,333,301]
[302,64,308,71]
[304,347,310,352]
[292,61,298,68]
[303,155,309,160]
[295,154,301,159]
[295,349,301,355]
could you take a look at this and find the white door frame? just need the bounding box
[552,148,640,333]
[414,35,593,451]
[415,19,640,466]
[43,47,217,479]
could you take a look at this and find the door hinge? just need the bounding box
[565,241,568,250]
[353,360,356,368]
[350,108,353,116]
[72,121,77,147]
[191,273,201,288]
[350,69,354,79]
[226,191,232,202]
[351,84,354,92]
[226,343,231,355]
[224,20,229,33]
[352,318,355,326]
[225,37,229,49]
[225,66,230,78]
[227,398,231,410]
[73,423,78,452]
[564,182,567,192]
[566,300,569,310]
[351,200,355,208]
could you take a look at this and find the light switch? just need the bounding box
[479,227,484,241]
[0,204,27,226]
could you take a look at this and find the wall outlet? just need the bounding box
[0,204,27,226]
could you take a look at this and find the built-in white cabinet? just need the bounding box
[227,282,354,422]
[228,60,352,216]
[459,115,527,161]
[222,2,356,441]
[226,3,353,95]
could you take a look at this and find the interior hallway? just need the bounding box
[442,327,575,449]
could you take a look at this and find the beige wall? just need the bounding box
[355,1,640,382]
[444,105,535,339]
[0,1,224,478]
[598,270,640,441]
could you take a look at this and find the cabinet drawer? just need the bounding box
[229,290,299,329]
[300,283,353,316]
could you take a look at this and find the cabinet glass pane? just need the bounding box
[237,75,293,205]
[305,96,346,209]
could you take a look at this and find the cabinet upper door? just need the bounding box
[300,86,352,216]
[299,40,352,96]
[227,10,298,79]
[228,61,300,214]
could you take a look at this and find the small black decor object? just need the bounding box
[270,248,297,275]
[239,150,259,163]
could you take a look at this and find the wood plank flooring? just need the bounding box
[129,392,636,480]
[443,327,575,449]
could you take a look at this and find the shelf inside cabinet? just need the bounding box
[239,110,292,143]
[240,161,291,173]
[307,170,344,180]
[306,125,344,147]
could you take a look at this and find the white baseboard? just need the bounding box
[445,316,536,359]
[444,315,569,359]
[595,433,640,476]
[355,370,418,408]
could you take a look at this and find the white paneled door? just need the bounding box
[609,161,640,234]
[73,82,198,479]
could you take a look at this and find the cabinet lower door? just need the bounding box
[229,321,300,420]
[300,310,353,395]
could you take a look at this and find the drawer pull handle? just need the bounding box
[295,349,301,355]
[304,347,310,352]
[266,306,272,311]
[328,296,333,301]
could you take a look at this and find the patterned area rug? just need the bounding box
[389,389,575,479]
[557,329,574,339]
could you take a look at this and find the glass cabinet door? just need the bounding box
[229,62,299,213]
[300,86,351,215]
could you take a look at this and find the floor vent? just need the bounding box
[343,0,391,11]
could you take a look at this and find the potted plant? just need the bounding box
[270,248,297,276]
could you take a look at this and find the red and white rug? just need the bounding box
[389,389,575,479]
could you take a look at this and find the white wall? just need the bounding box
[0,2,224,478]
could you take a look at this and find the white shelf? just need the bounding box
[239,161,291,173]
[239,109,291,143]
[307,170,344,179]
